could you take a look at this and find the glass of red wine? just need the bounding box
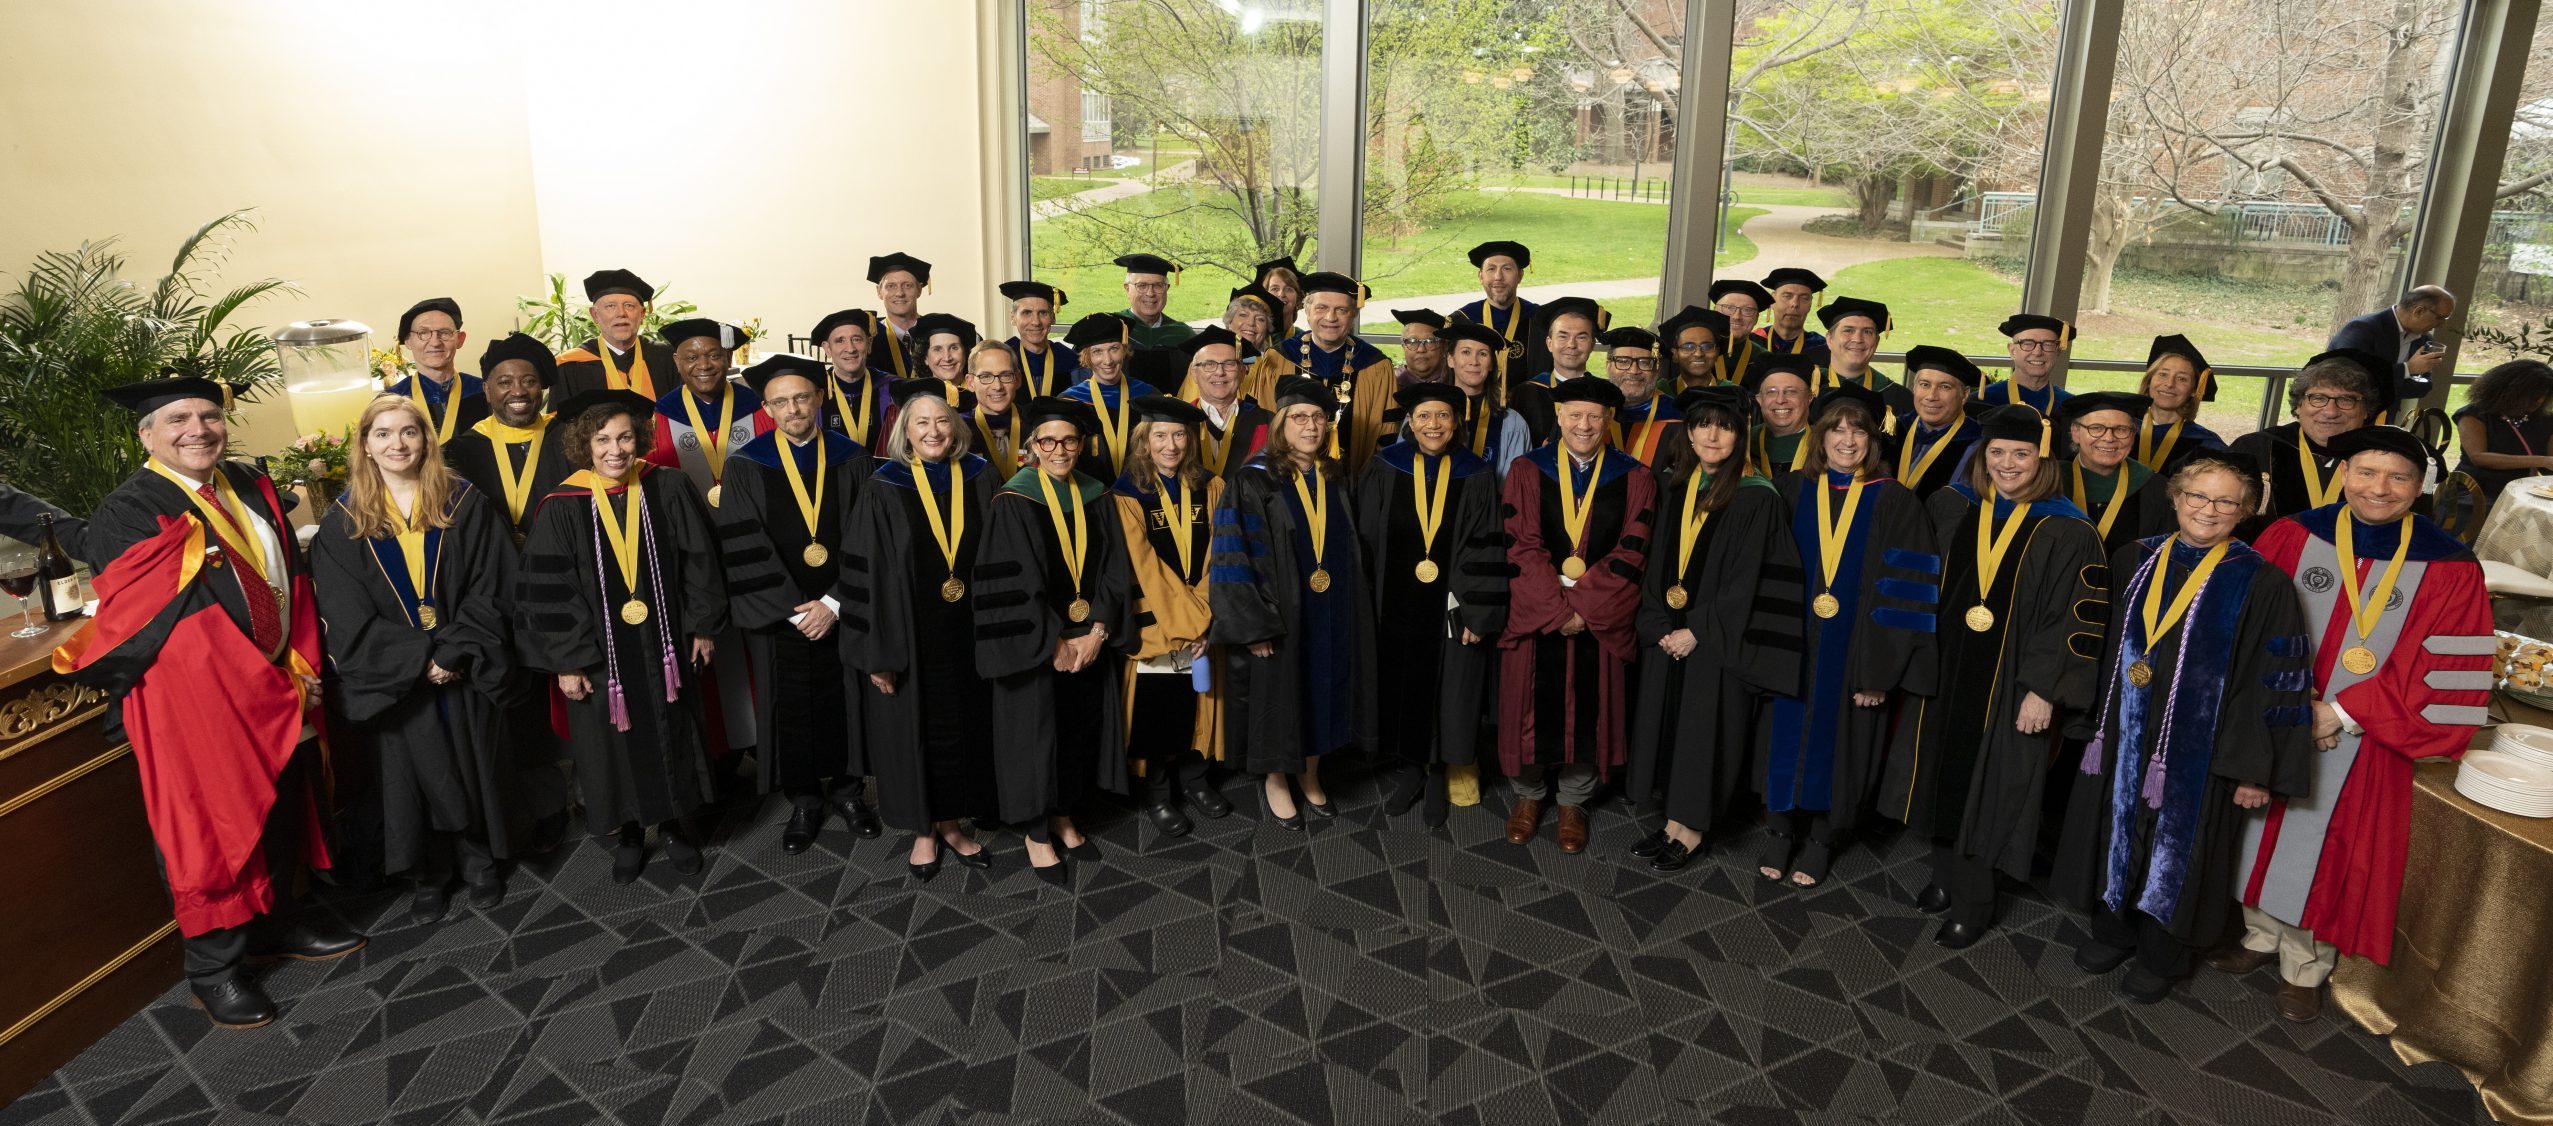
[0,549,41,639]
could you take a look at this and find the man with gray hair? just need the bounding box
[2227,349,2389,530]
[2329,285,2456,413]
[54,372,365,1030]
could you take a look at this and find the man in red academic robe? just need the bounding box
[1498,376,1656,853]
[53,374,366,1029]
[2224,426,2492,1022]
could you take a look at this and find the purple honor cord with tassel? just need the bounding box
[590,504,633,731]
[639,497,680,703]
[588,483,685,733]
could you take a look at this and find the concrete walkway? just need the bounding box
[1030,159,1198,220]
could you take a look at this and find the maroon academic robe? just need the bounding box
[1497,444,1656,778]
[2237,507,2493,964]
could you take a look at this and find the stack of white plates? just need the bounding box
[2455,750,2553,817]
[2489,724,2553,770]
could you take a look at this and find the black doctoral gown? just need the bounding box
[2062,457,2174,555]
[838,455,1003,830]
[2227,421,2343,537]
[1352,443,1506,769]
[516,467,729,833]
[2049,537,2313,944]
[1758,471,1938,827]
[1628,475,1805,831]
[1881,487,2107,880]
[976,468,1133,822]
[1209,456,1378,774]
[311,484,518,873]
[715,430,873,794]
[444,419,572,542]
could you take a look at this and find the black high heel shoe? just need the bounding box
[1062,834,1104,863]
[1754,832,1794,884]
[1031,859,1072,887]
[951,835,993,869]
[1256,781,1305,831]
[906,836,943,883]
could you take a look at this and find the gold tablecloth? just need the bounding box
[2332,723,2553,1126]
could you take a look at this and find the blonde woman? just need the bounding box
[312,395,520,923]
[2133,335,2226,471]
[1111,396,1232,836]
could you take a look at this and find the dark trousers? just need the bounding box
[1143,751,1211,802]
[2088,906,2194,979]
[785,776,862,810]
[416,830,497,888]
[177,750,314,987]
[1769,809,1841,847]
[1929,844,1998,929]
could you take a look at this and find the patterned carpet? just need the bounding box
[0,755,2504,1126]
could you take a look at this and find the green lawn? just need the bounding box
[1030,176,1096,202]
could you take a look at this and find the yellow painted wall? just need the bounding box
[0,0,1001,460]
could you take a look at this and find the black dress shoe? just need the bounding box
[1648,839,1694,872]
[247,922,367,964]
[1384,769,1427,817]
[1629,829,1668,858]
[408,885,450,927]
[1185,781,1233,819]
[1422,774,1449,829]
[1256,785,1304,831]
[781,805,825,855]
[612,826,648,884]
[1916,884,1951,914]
[1145,802,1195,838]
[527,810,571,856]
[1031,859,1071,887]
[465,877,506,911]
[953,842,993,869]
[1304,795,1340,819]
[2072,940,2134,975]
[661,830,704,876]
[837,799,883,839]
[1062,836,1105,862]
[2119,964,2175,1004]
[192,977,278,1030]
[906,836,942,883]
[1932,919,1989,950]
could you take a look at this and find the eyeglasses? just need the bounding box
[1673,341,1719,354]
[1606,356,1660,371]
[971,371,1020,384]
[406,328,459,342]
[2011,339,2061,353]
[1032,435,1085,451]
[2071,423,2135,440]
[1400,337,1443,348]
[2178,492,2246,514]
[1191,359,1245,374]
[1127,282,1168,294]
[1714,302,1759,318]
[2301,392,2366,410]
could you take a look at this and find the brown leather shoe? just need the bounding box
[1555,805,1589,854]
[2205,946,2276,976]
[2276,981,2322,1023]
[1505,798,1543,844]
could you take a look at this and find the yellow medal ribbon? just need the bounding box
[408,375,461,444]
[1754,429,1809,478]
[1813,472,1868,614]
[1411,452,1452,578]
[1092,383,1132,468]
[149,461,276,584]
[1970,494,2029,629]
[2334,513,2413,674]
[973,407,1021,477]
[879,322,911,377]
[1718,338,1753,388]
[2070,461,2131,541]
[597,343,654,399]
[382,490,435,627]
[1034,469,1091,605]
[678,386,738,488]
[1160,473,1198,578]
[777,436,830,553]
[2133,535,2231,676]
[2298,431,2341,508]
[1557,447,1606,572]
[911,458,967,586]
[828,374,876,446]
[1466,396,1493,456]
[589,471,647,606]
[1675,468,1713,581]
[472,415,550,523]
[1196,405,1236,474]
[1292,464,1332,587]
[1024,343,1060,398]
[1897,415,1965,485]
[2136,416,2185,472]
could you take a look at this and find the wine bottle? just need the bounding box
[35,514,80,621]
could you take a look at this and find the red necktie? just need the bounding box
[198,481,284,656]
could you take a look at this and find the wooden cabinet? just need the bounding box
[0,629,178,1105]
